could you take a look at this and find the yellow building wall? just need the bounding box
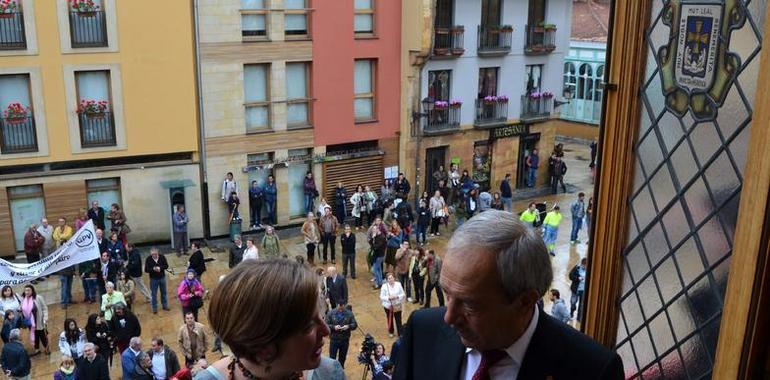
[0,0,198,166]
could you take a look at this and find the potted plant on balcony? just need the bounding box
[434,46,449,55]
[77,99,109,119]
[0,0,19,18]
[70,0,100,17]
[434,100,449,110]
[542,23,557,31]
[483,95,498,105]
[449,99,462,109]
[3,102,29,124]
[496,94,509,104]
[500,25,513,33]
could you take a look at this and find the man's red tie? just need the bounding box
[471,350,508,380]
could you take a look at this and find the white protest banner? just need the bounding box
[0,220,100,286]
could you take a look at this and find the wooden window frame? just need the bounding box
[240,8,270,42]
[354,0,376,37]
[283,0,312,40]
[428,69,451,102]
[244,63,272,133]
[584,2,770,379]
[354,59,376,123]
[74,69,116,148]
[85,177,121,193]
[285,61,312,130]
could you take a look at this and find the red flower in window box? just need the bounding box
[0,0,19,18]
[3,102,29,124]
[77,99,109,118]
[70,0,100,16]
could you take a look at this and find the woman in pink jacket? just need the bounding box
[177,269,205,321]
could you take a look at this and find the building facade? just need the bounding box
[402,0,572,199]
[196,0,401,237]
[0,0,202,256]
[560,40,605,125]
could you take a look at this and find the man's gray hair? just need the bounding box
[105,281,114,289]
[9,328,21,341]
[130,336,142,348]
[84,342,95,351]
[447,210,553,300]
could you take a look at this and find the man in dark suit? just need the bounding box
[394,210,623,380]
[325,266,348,310]
[77,342,110,380]
[88,201,107,231]
[97,251,120,296]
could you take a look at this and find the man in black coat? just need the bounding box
[325,267,348,310]
[110,304,142,354]
[229,234,245,268]
[394,211,623,380]
[97,251,120,296]
[88,201,107,231]
[126,243,152,303]
[188,241,206,285]
[77,342,110,380]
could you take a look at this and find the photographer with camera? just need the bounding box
[325,301,357,368]
[358,337,390,380]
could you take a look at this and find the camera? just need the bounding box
[358,334,378,365]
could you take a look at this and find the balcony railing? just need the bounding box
[524,24,556,55]
[0,12,26,50]
[0,116,37,154]
[433,26,465,57]
[79,111,116,148]
[69,11,108,48]
[520,95,553,121]
[477,25,512,56]
[474,98,508,127]
[424,106,461,135]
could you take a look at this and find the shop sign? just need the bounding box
[490,124,529,140]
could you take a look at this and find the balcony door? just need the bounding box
[435,0,453,29]
[480,0,501,27]
[527,0,546,26]
[477,67,498,98]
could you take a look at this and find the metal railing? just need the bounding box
[524,24,556,54]
[0,12,26,50]
[433,26,464,56]
[474,98,508,127]
[69,11,108,48]
[477,25,512,55]
[0,116,37,154]
[79,111,116,147]
[424,106,461,134]
[520,95,553,120]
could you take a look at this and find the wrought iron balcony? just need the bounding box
[433,26,465,57]
[524,24,556,55]
[423,106,461,135]
[474,98,508,128]
[79,111,116,148]
[520,95,553,121]
[477,25,512,56]
[0,115,37,154]
[0,12,26,50]
[69,11,108,48]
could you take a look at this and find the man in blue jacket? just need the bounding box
[121,336,143,380]
[264,175,278,225]
[499,173,513,212]
[1,329,30,379]
[248,180,264,230]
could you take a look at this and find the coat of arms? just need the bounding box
[657,0,745,121]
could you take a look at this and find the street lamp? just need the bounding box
[554,87,574,108]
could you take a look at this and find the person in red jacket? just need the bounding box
[23,224,45,263]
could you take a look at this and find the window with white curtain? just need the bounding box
[241,0,267,38]
[0,75,32,113]
[244,64,271,131]
[354,59,375,121]
[354,0,374,34]
[525,64,543,94]
[284,0,308,37]
[76,71,111,104]
[286,62,310,127]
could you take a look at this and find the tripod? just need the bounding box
[361,362,372,380]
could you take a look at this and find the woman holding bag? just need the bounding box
[21,284,49,356]
[177,269,205,321]
[379,272,405,338]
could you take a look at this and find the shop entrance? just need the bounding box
[425,146,447,195]
[517,133,540,189]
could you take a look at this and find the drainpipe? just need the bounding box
[411,0,435,208]
[192,0,211,239]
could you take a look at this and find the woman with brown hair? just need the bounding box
[384,220,403,274]
[196,258,343,380]
[107,203,130,245]
[301,212,320,265]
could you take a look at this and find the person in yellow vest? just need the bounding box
[542,205,562,257]
[519,202,540,228]
[52,217,74,248]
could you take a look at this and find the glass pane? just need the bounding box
[354,0,372,9]
[76,71,110,101]
[285,14,307,31]
[285,0,305,9]
[286,63,307,100]
[10,192,45,252]
[354,60,372,94]
[354,14,373,33]
[245,105,269,130]
[288,162,310,217]
[244,65,268,102]
[354,98,373,119]
[241,0,264,9]
[287,102,308,125]
[0,74,31,109]
[242,14,266,33]
[616,1,764,377]
[87,188,121,232]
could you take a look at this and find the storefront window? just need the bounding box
[472,141,491,190]
[8,185,45,252]
[288,148,312,218]
[86,178,122,232]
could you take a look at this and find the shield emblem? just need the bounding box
[657,0,745,121]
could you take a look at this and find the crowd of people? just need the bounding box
[0,140,597,379]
